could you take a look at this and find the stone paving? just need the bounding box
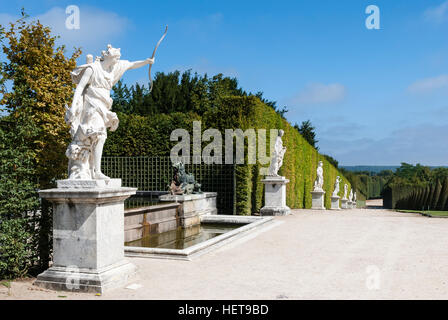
[2,200,448,300]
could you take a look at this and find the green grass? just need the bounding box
[396,209,448,217]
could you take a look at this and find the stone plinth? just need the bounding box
[260,176,291,216]
[34,179,137,293]
[311,190,326,210]
[341,199,349,209]
[159,192,217,228]
[330,196,340,210]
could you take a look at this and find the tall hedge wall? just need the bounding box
[104,96,352,215]
[383,178,448,210]
[203,96,352,214]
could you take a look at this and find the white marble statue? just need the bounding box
[313,161,324,191]
[349,189,353,202]
[332,176,341,197]
[65,45,154,180]
[267,129,287,176]
[354,192,357,202]
[343,184,348,200]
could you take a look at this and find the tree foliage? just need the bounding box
[294,120,318,150]
[110,70,288,118]
[0,114,40,279]
[0,11,81,187]
[0,11,81,276]
[382,163,448,210]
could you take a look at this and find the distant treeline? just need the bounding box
[382,163,448,210]
[111,70,288,117]
[339,168,392,200]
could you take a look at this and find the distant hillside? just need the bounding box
[341,165,448,174]
[340,166,400,174]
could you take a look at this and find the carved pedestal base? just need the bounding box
[260,176,291,216]
[311,190,326,210]
[330,196,341,210]
[34,180,137,293]
[341,199,349,209]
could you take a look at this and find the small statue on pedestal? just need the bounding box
[332,176,341,197]
[313,161,324,192]
[267,129,287,177]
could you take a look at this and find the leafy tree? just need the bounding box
[0,10,81,186]
[0,11,81,271]
[111,80,131,113]
[294,120,319,150]
[110,70,287,118]
[377,169,394,177]
[323,154,338,169]
[0,113,40,279]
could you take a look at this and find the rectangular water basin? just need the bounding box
[124,215,275,260]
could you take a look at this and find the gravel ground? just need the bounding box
[2,200,448,300]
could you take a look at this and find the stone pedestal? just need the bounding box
[159,192,217,228]
[330,196,340,210]
[341,199,348,209]
[260,176,290,216]
[34,179,137,293]
[311,190,326,210]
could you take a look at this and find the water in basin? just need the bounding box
[125,223,245,250]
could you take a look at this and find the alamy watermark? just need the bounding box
[65,5,80,30]
[365,5,380,30]
[65,265,80,290]
[170,121,280,174]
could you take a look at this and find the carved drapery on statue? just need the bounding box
[267,129,286,176]
[64,45,153,180]
[343,184,348,200]
[332,176,341,197]
[313,161,324,192]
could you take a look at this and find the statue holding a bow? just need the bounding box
[65,41,162,180]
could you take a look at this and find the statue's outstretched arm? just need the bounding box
[128,58,154,70]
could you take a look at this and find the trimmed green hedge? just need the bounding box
[382,179,448,210]
[203,96,351,214]
[104,96,352,215]
[104,112,201,156]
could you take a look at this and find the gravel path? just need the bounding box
[2,201,448,300]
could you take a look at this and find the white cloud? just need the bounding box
[0,7,130,55]
[37,6,130,49]
[424,1,448,24]
[292,82,346,104]
[407,74,448,94]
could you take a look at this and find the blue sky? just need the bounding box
[1,0,448,166]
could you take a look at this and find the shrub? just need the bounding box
[0,219,37,280]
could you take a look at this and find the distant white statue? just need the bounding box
[349,189,353,202]
[354,192,357,202]
[343,184,348,200]
[267,129,287,176]
[332,176,341,197]
[65,45,154,180]
[313,161,324,191]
